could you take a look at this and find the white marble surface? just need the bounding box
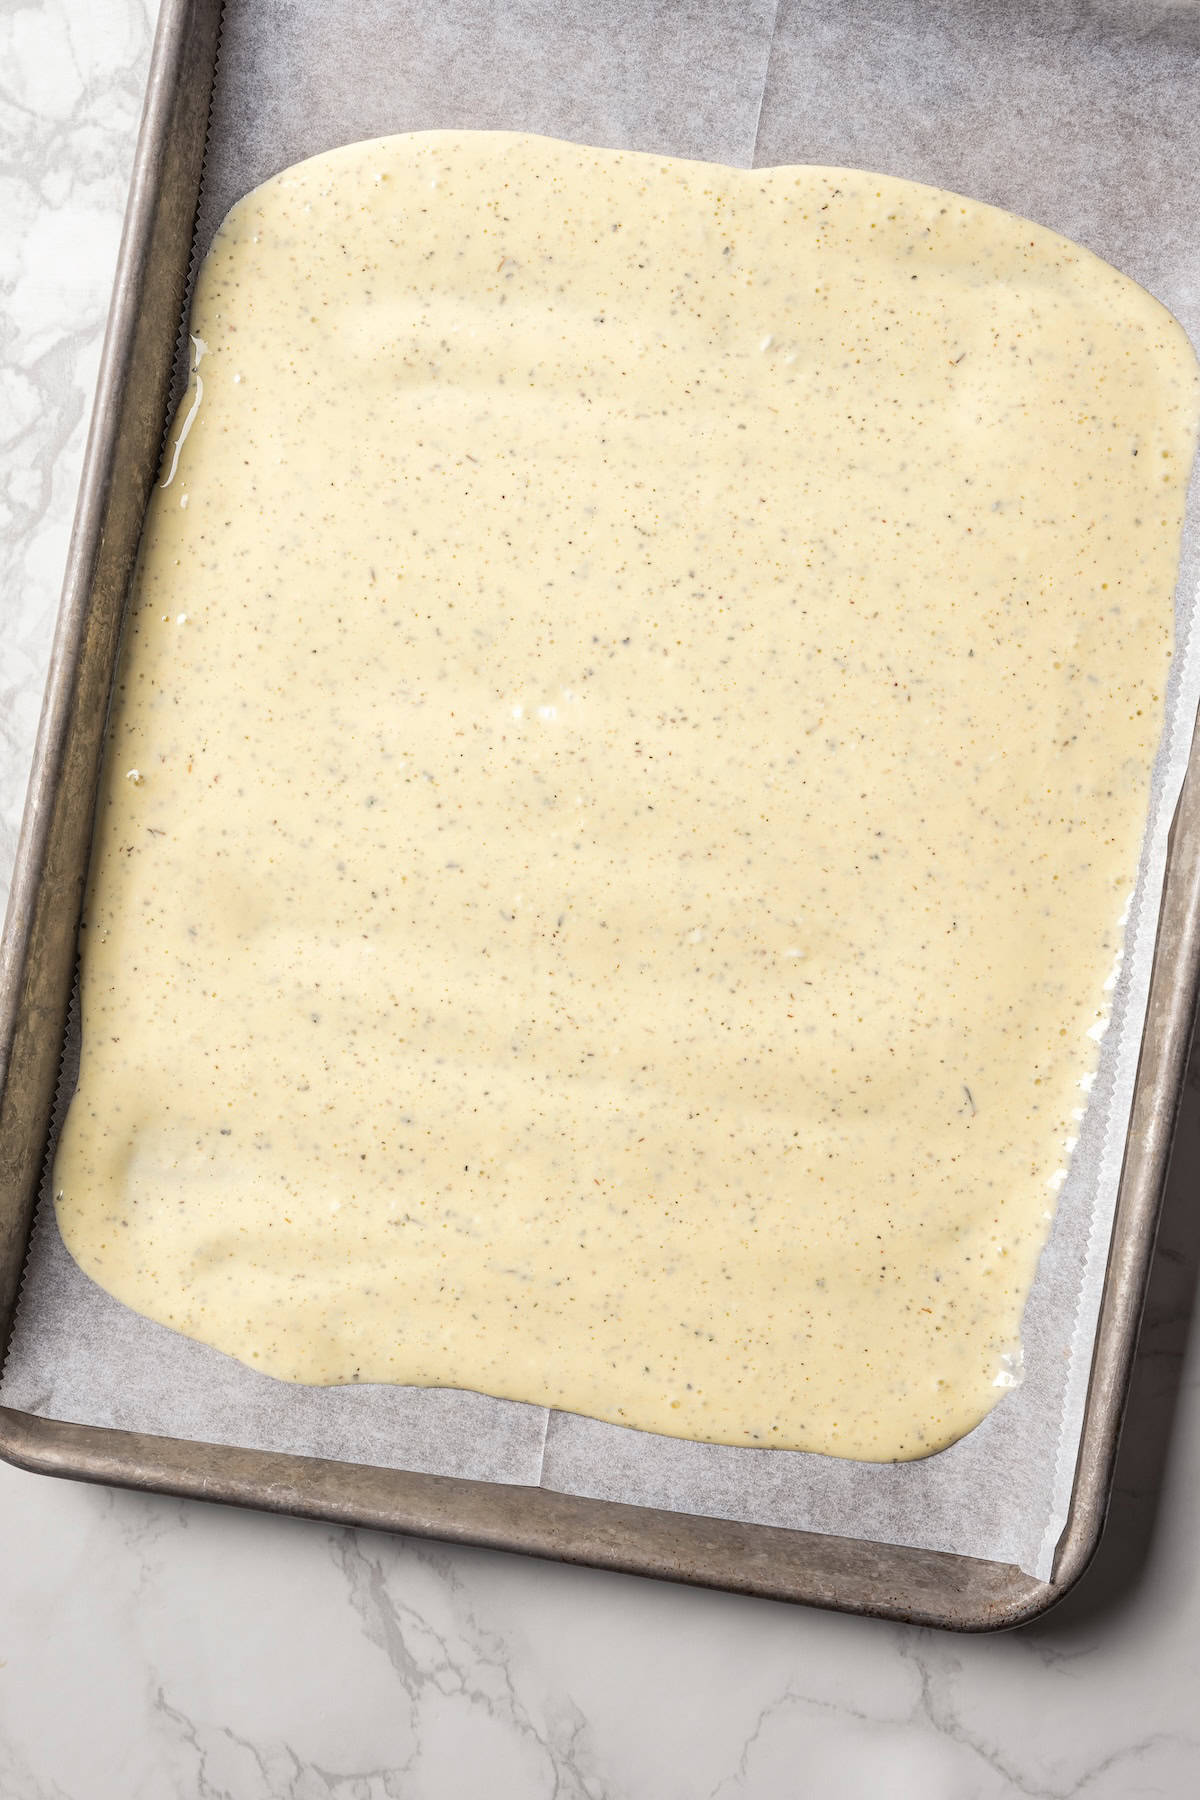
[3,4,1200,1794]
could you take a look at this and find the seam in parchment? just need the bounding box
[748,0,785,168]
[532,1404,552,1487]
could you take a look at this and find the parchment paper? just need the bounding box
[4,0,1200,1580]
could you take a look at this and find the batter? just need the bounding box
[53,132,1199,1459]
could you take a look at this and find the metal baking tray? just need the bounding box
[2,0,1199,1630]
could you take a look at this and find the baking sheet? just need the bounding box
[4,0,1200,1580]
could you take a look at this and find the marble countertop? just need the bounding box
[2,4,1199,1794]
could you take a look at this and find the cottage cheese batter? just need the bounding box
[53,132,1199,1458]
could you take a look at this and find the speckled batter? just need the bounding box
[53,132,1199,1459]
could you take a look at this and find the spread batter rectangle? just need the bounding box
[52,131,1200,1459]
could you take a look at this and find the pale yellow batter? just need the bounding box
[53,131,1199,1459]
